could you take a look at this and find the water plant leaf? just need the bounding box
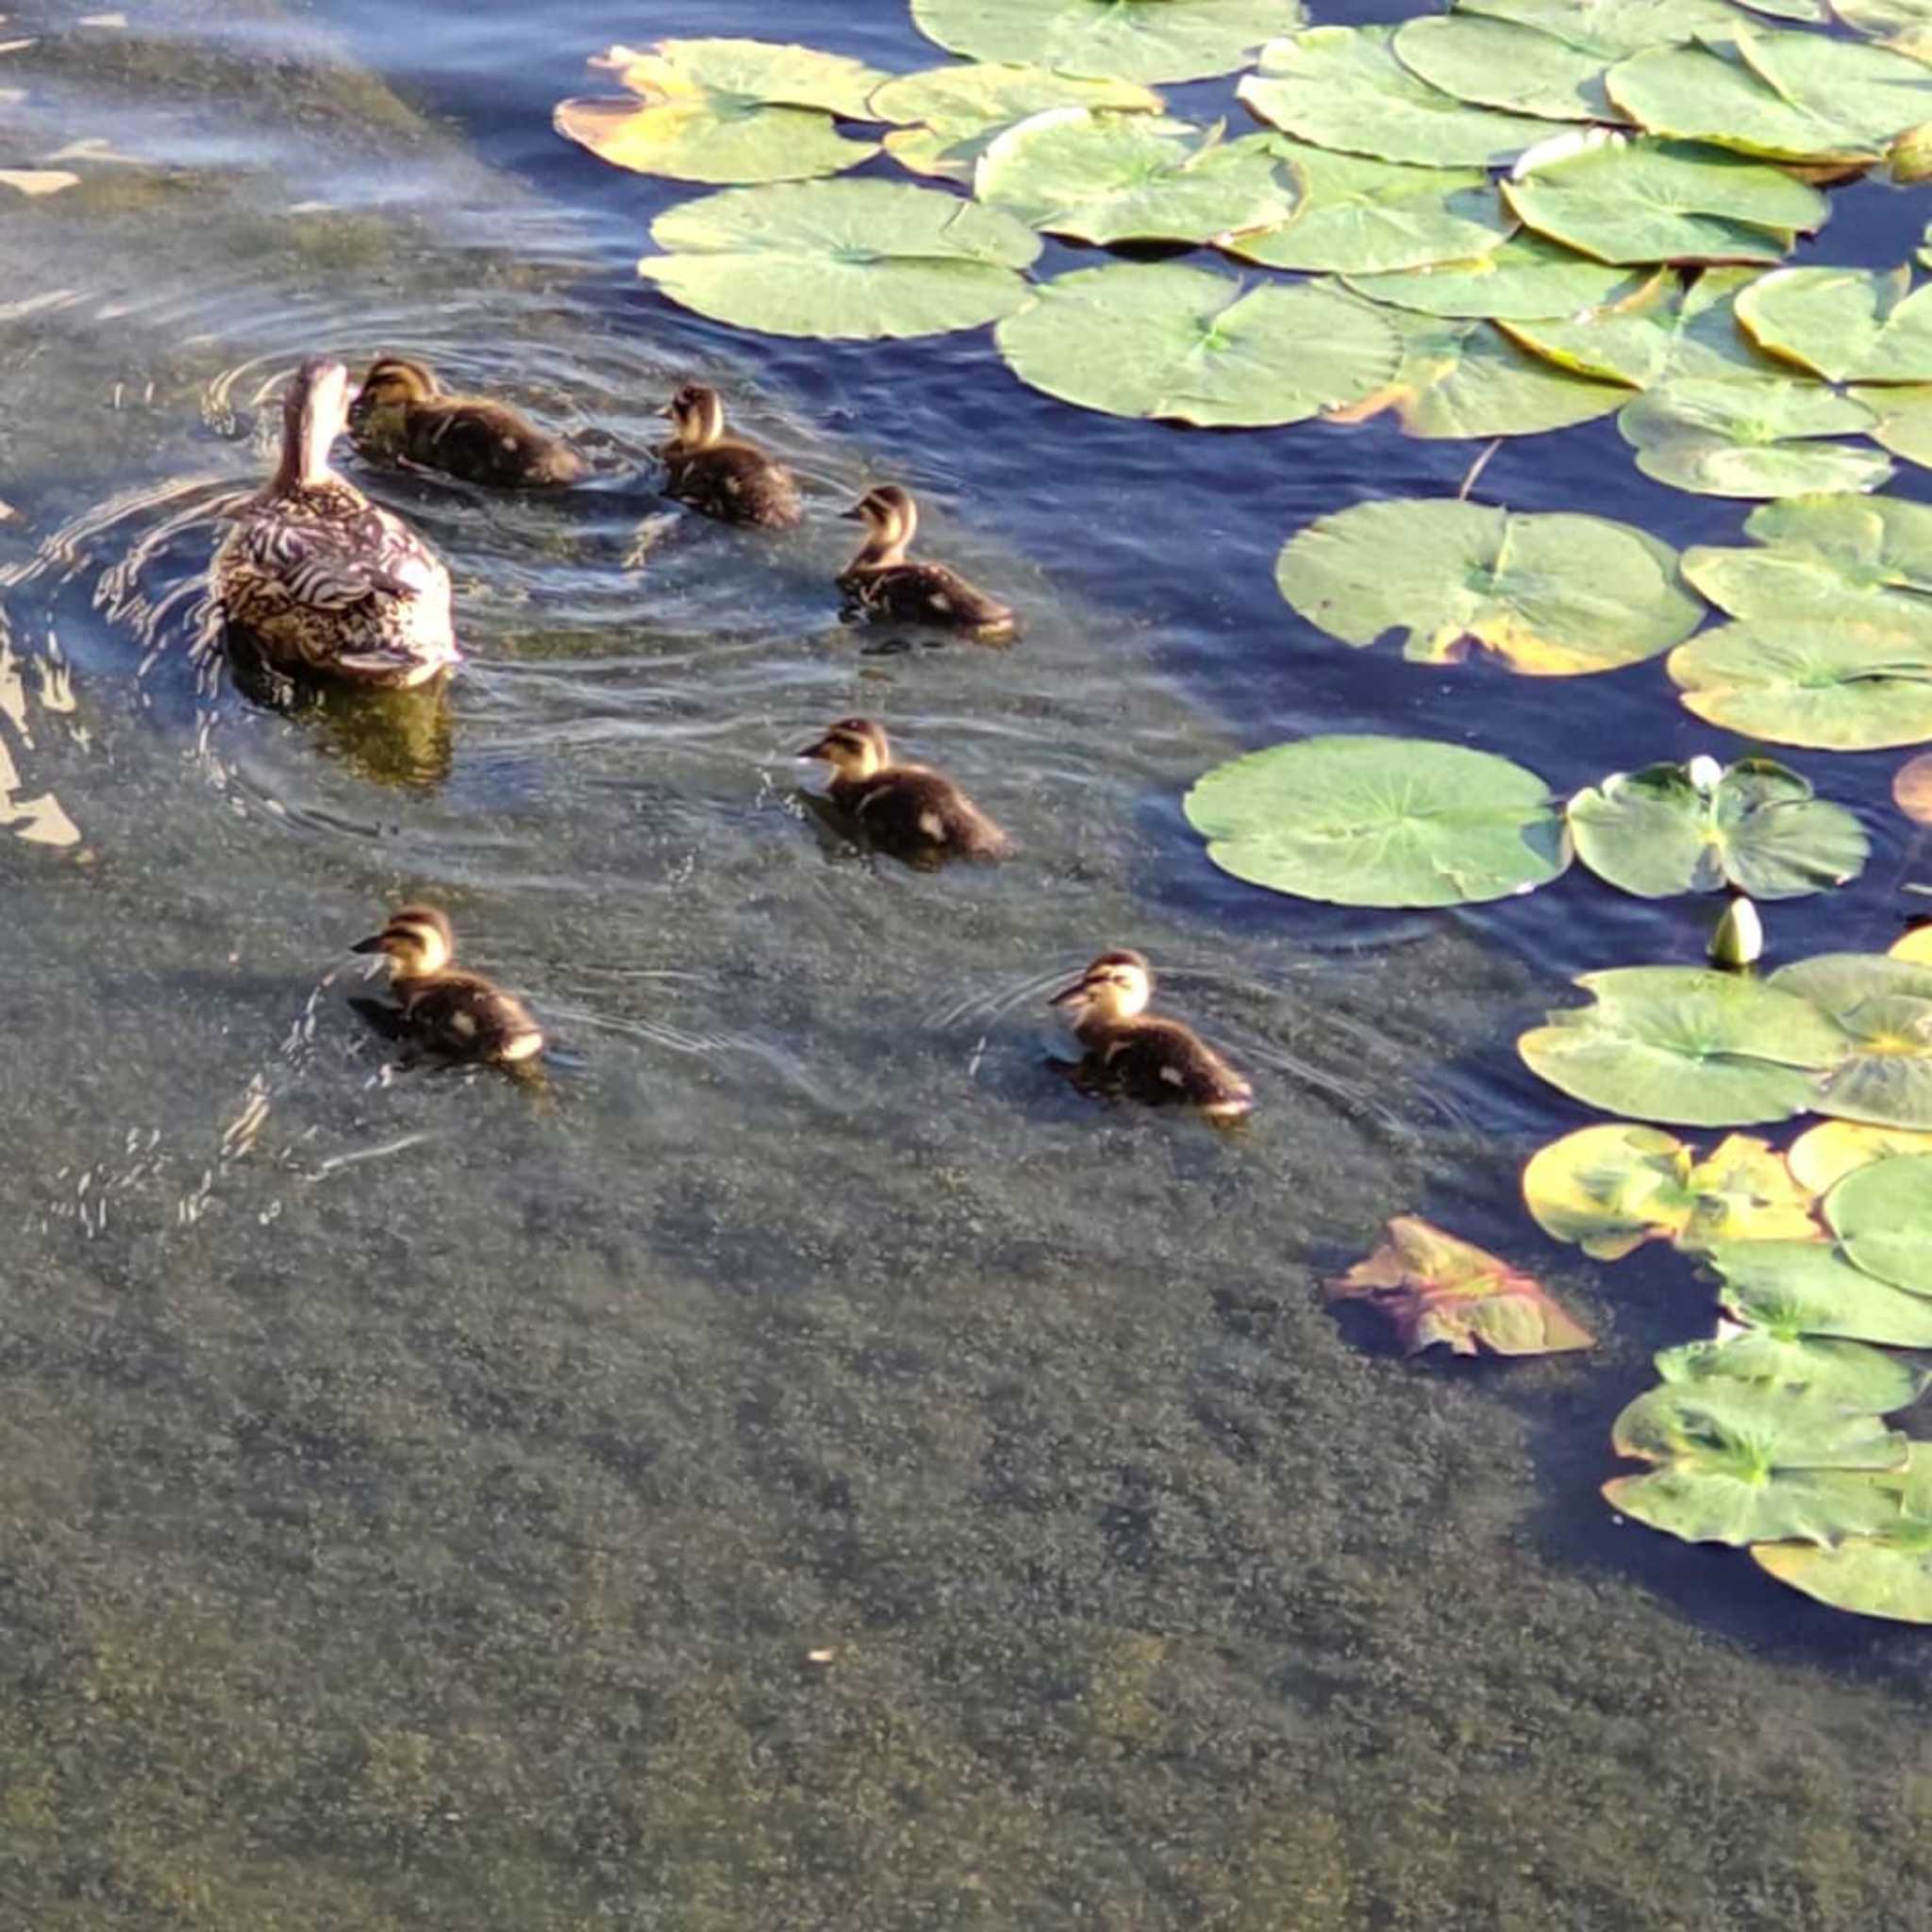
[1324,310,1626,440]
[1391,16,1624,125]
[1854,382,1932,470]
[1825,1151,1932,1290]
[1502,130,1826,267]
[1224,140,1515,275]
[1657,1331,1928,1414]
[638,180,1041,339]
[992,263,1397,425]
[910,0,1296,84]
[1737,264,1932,381]
[974,110,1299,245]
[1458,0,1747,57]
[1707,1240,1932,1347]
[1517,967,1847,1128]
[1183,735,1568,908]
[1669,620,1932,749]
[872,63,1164,182]
[1752,1446,1932,1624]
[1343,233,1650,321]
[1326,1215,1594,1357]
[1772,954,1932,1130]
[1605,1381,1908,1545]
[555,40,889,184]
[1837,0,1932,39]
[1683,491,1932,626]
[1789,1120,1932,1194]
[1617,379,1891,499]
[1236,25,1553,167]
[1566,757,1869,901]
[1499,267,1780,389]
[1523,1123,1820,1259]
[1274,497,1704,675]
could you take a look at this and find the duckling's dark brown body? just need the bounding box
[659,382,802,528]
[800,718,1010,865]
[350,357,586,490]
[353,905,543,1068]
[839,485,1019,643]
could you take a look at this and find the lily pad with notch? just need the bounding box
[1344,232,1650,321]
[1753,1444,1932,1624]
[1391,13,1627,125]
[911,0,1296,85]
[1773,954,1932,1131]
[1825,1150,1932,1288]
[1669,620,1932,750]
[1684,491,1932,626]
[1707,1239,1932,1348]
[1617,379,1892,499]
[1657,1330,1928,1415]
[1738,264,1932,383]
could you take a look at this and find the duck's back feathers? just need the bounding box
[835,765,1011,861]
[664,441,803,528]
[396,400,587,489]
[396,970,544,1065]
[839,560,1018,643]
[1078,1016,1254,1121]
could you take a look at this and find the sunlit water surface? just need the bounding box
[4,1,1931,1926]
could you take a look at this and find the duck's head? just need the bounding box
[357,355,441,412]
[841,483,918,560]
[661,382,726,452]
[1051,948,1153,1024]
[797,716,890,781]
[353,902,455,979]
[279,355,351,487]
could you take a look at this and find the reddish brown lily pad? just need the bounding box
[1328,1216,1595,1357]
[1894,750,1932,824]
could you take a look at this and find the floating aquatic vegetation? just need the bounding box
[1343,232,1650,320]
[1753,1446,1932,1624]
[1707,1239,1932,1348]
[1854,381,1932,469]
[554,40,889,184]
[1390,13,1624,125]
[910,0,1296,85]
[1684,491,1932,625]
[637,179,1041,338]
[1274,497,1703,675]
[1657,1329,1928,1415]
[1773,954,1932,1130]
[1327,1215,1594,1357]
[1789,1119,1932,1192]
[1738,263,1932,381]
[992,263,1397,425]
[1183,735,1568,908]
[1825,1150,1932,1289]
[1617,380,1892,499]
[1459,0,1745,56]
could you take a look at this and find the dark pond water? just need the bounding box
[3,1,1931,1925]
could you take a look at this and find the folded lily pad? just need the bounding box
[1853,382,1932,470]
[1605,1380,1908,1545]
[1523,1123,1819,1259]
[1753,1445,1932,1624]
[974,111,1299,245]
[555,40,889,184]
[1707,1239,1932,1347]
[1773,955,1932,1130]
[911,0,1295,84]
[1670,620,1932,749]
[1236,25,1553,168]
[993,262,1398,425]
[871,62,1163,182]
[1790,1120,1932,1194]
[1391,14,1624,125]
[1737,264,1932,383]
[1683,491,1932,625]
[1344,233,1650,321]
[1183,735,1568,908]
[1274,497,1703,676]
[638,180,1041,339]
[1826,1152,1932,1290]
[1657,1331,1928,1414]
[1518,967,1847,1127]
[1224,141,1515,276]
[1617,379,1892,498]
[1503,130,1826,267]
[1327,1215,1594,1357]
[1567,757,1868,901]
[1499,267,1781,389]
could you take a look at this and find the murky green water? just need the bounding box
[4,2,1931,1926]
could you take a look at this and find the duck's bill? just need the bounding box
[795,737,834,760]
[1048,980,1093,1008]
[836,502,867,521]
[350,934,386,955]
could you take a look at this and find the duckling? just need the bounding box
[658,382,802,528]
[798,716,1010,863]
[214,355,457,688]
[351,904,544,1067]
[838,485,1019,643]
[1050,950,1253,1124]
[349,355,587,489]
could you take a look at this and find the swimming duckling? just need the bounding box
[838,485,1019,643]
[352,904,544,1067]
[798,716,1010,863]
[349,355,587,489]
[658,382,803,528]
[214,355,457,688]
[1050,949,1253,1124]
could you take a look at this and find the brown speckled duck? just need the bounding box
[352,904,544,1067]
[658,382,803,528]
[349,355,586,488]
[214,356,457,688]
[798,717,1010,863]
[838,485,1019,643]
[1050,950,1253,1124]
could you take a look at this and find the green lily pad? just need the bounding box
[1617,379,1891,499]
[871,62,1163,183]
[1499,267,1777,390]
[1606,1380,1909,1545]
[1837,0,1932,37]
[1853,382,1932,470]
[1683,491,1932,625]
[974,111,1299,245]
[1518,966,1847,1128]
[1668,620,1932,750]
[1657,1330,1929,1415]
[1344,233,1649,321]
[1502,130,1826,267]
[1391,15,1624,125]
[638,179,1041,340]
[1827,1151,1932,1289]
[1567,757,1869,901]
[1274,497,1703,676]
[554,40,889,184]
[1459,0,1746,57]
[910,0,1296,84]
[1183,735,1568,909]
[992,263,1398,425]
[1753,1445,1932,1624]
[1737,264,1932,383]
[1223,141,1515,276]
[1605,26,1932,164]
[1326,310,1627,440]
[1236,25,1554,168]
[1707,1239,1932,1348]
